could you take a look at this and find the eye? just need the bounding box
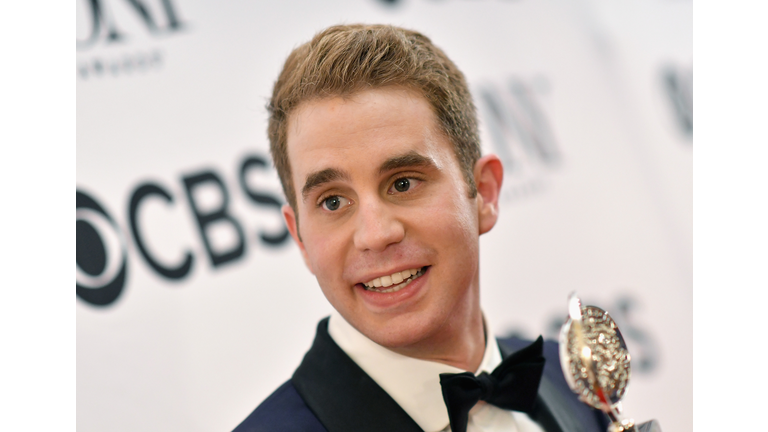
[393,178,410,192]
[388,177,421,195]
[321,195,350,211]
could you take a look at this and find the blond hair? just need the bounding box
[268,24,481,210]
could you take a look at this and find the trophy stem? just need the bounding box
[607,419,636,432]
[605,402,635,432]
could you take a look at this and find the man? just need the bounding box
[234,24,609,432]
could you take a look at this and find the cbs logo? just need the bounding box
[76,190,128,306]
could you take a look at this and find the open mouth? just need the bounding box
[361,266,428,294]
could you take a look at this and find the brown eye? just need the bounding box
[394,178,410,192]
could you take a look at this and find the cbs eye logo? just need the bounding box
[76,191,128,306]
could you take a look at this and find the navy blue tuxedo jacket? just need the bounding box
[234,318,609,432]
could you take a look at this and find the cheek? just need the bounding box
[425,195,479,277]
[305,235,348,305]
[303,228,346,280]
[425,194,478,241]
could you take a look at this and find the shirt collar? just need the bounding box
[328,312,503,432]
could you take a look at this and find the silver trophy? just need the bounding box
[558,293,661,432]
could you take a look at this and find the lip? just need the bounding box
[355,266,430,311]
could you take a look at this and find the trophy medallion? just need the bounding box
[559,293,661,432]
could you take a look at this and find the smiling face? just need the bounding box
[282,87,502,359]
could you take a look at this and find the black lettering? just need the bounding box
[239,156,290,246]
[159,0,183,30]
[507,79,559,164]
[77,0,124,50]
[121,0,186,34]
[128,182,194,280]
[478,86,518,172]
[663,67,693,137]
[183,171,246,267]
[77,0,184,50]
[478,79,560,173]
[612,295,660,373]
[123,0,159,32]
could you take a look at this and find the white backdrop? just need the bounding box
[76,1,691,431]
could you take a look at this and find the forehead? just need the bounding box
[285,87,453,189]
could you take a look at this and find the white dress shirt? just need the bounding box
[328,312,546,432]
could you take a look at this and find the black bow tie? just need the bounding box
[439,336,546,432]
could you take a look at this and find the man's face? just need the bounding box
[283,87,497,350]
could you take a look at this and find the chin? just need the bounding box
[353,311,444,350]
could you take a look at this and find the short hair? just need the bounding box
[268,24,481,210]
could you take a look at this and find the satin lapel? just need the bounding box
[292,318,423,432]
[498,339,581,432]
[536,374,584,432]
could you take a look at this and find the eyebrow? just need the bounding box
[378,151,437,175]
[302,168,351,201]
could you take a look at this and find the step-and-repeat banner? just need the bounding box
[77,1,691,431]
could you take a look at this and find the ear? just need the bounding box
[473,154,504,235]
[282,204,315,274]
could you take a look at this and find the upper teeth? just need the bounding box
[364,268,421,288]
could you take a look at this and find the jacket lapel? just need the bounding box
[292,318,424,432]
[535,374,584,432]
[499,338,579,432]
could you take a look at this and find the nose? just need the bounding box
[353,197,405,252]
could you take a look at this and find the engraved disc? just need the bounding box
[559,305,631,410]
